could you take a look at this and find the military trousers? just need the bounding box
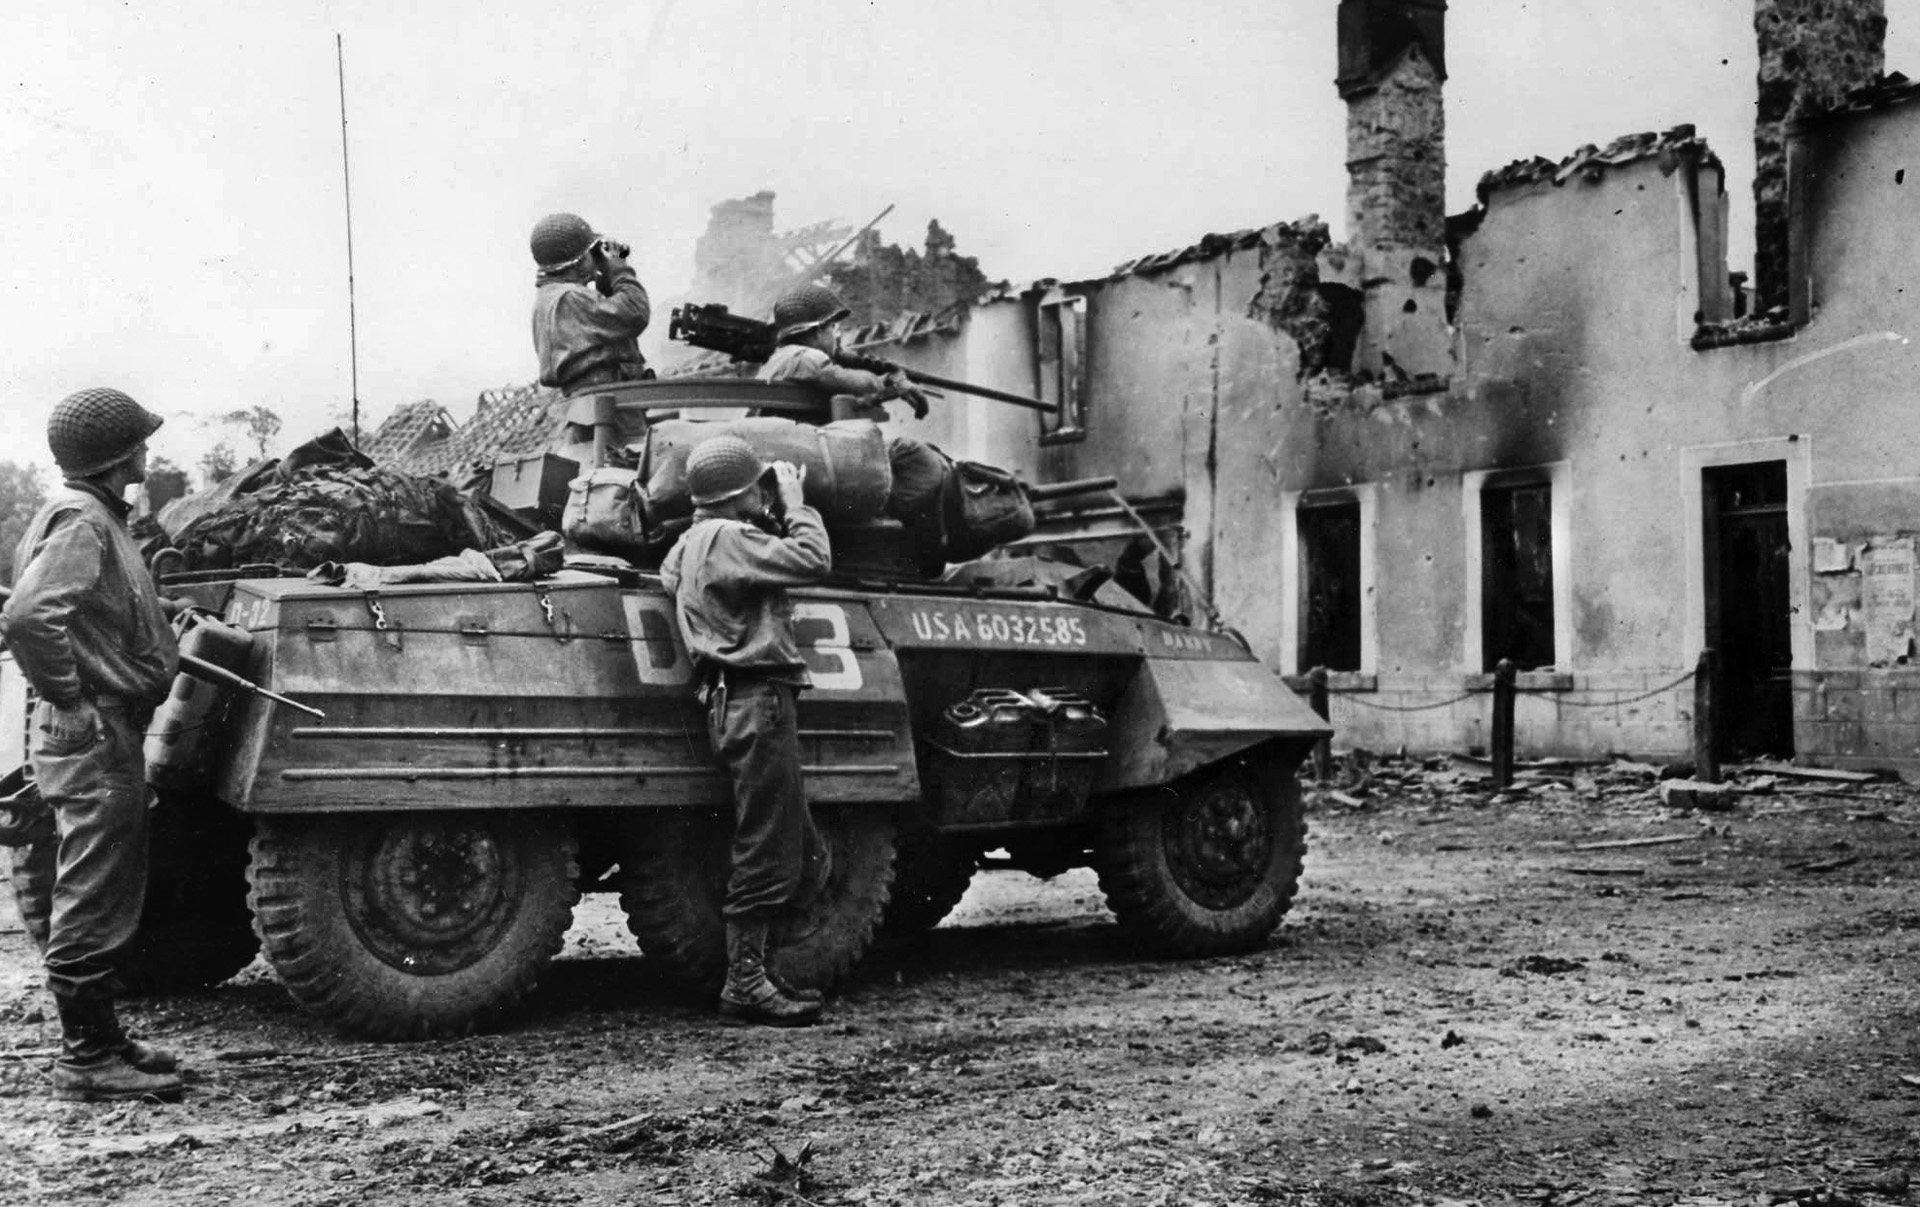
[30,701,149,1003]
[707,676,826,920]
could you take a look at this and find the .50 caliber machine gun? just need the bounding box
[669,303,1057,414]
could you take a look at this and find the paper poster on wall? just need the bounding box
[1860,538,1916,665]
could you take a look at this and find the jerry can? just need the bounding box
[145,614,254,790]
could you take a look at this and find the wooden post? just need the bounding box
[1491,658,1517,789]
[1309,666,1331,784]
[1693,647,1720,783]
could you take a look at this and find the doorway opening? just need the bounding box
[1703,460,1794,759]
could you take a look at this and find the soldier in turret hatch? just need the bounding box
[760,284,929,422]
[529,212,653,392]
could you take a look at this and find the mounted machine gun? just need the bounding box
[669,303,1058,415]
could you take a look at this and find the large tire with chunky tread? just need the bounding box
[8,798,259,994]
[7,833,55,953]
[618,803,896,993]
[875,835,977,943]
[1094,747,1307,957]
[248,811,579,1040]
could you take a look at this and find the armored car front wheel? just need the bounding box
[9,795,259,994]
[248,811,580,1040]
[1094,747,1307,957]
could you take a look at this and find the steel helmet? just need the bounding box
[772,284,852,341]
[687,435,769,507]
[47,387,164,476]
[530,212,597,268]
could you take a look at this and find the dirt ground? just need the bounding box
[2,759,1918,1207]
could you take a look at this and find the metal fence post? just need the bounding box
[1491,658,1516,789]
[1693,647,1720,783]
[1309,666,1331,784]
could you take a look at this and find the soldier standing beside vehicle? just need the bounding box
[1,388,182,1102]
[660,436,832,1027]
[529,211,652,391]
[760,284,929,422]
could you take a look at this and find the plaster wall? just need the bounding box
[870,98,1920,770]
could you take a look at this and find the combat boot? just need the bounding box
[765,962,824,1006]
[53,995,183,1103]
[120,1037,180,1075]
[719,919,821,1027]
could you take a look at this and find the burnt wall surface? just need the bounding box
[880,92,1920,770]
[1782,97,1920,768]
[1752,0,1885,310]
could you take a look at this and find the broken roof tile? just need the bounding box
[1476,124,1719,204]
[1808,70,1920,121]
[1108,218,1328,281]
[368,385,566,479]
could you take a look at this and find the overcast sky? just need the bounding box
[5,1,1919,474]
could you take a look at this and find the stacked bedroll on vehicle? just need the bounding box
[548,380,1031,576]
[3,377,1332,1042]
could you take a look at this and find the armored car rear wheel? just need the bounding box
[617,802,897,994]
[9,797,259,993]
[875,834,977,942]
[1094,747,1307,957]
[248,811,579,1040]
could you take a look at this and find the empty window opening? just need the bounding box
[1481,482,1556,671]
[1298,501,1363,673]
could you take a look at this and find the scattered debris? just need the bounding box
[1571,834,1697,851]
[1741,762,1881,784]
[1660,779,1739,811]
[40,1099,444,1157]
[1501,956,1586,978]
[1785,855,1861,874]
[740,1141,828,1207]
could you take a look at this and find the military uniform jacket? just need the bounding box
[659,504,831,686]
[531,262,652,390]
[2,482,178,707]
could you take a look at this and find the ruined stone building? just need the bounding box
[856,0,1920,775]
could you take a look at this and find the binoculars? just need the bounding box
[593,237,631,260]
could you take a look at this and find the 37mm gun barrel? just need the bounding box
[873,365,1056,414]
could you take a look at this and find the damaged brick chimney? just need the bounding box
[1753,0,1885,313]
[1334,0,1451,382]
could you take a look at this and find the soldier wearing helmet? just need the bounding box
[659,436,833,1026]
[0,388,184,1102]
[760,284,930,421]
[529,211,653,392]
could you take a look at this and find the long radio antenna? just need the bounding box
[336,34,361,446]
